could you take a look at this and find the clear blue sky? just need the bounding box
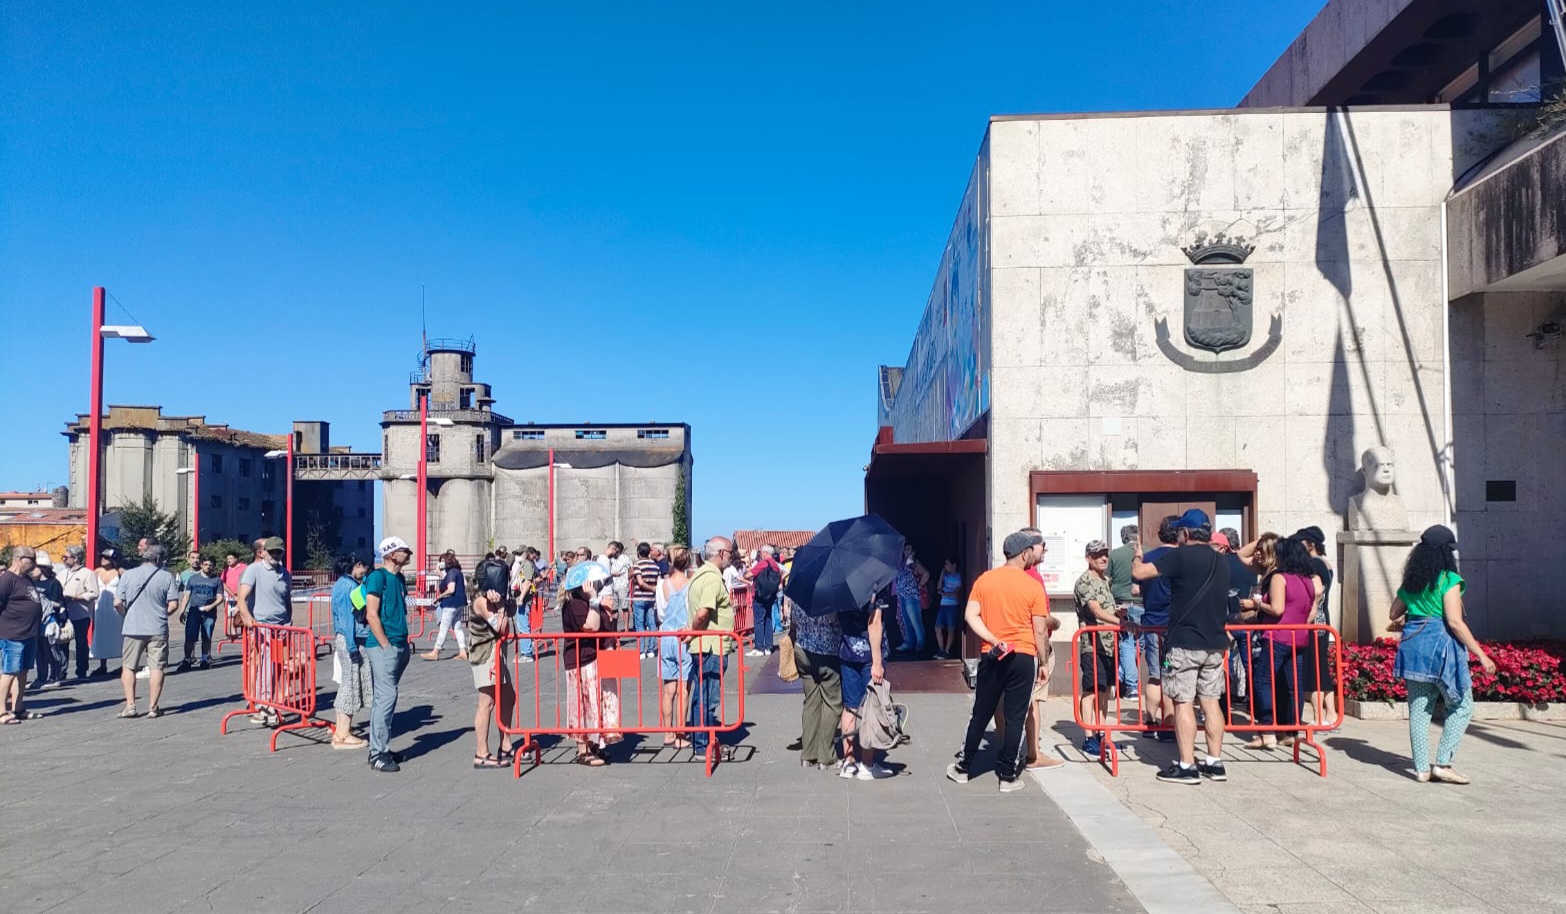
[1,1,1322,543]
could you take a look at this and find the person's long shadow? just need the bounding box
[1463,723,1530,750]
[25,696,123,716]
[1323,736,1415,778]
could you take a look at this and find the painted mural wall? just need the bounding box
[888,151,990,443]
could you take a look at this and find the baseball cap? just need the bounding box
[378,535,412,558]
[1084,539,1109,555]
[1295,525,1326,546]
[1170,508,1210,530]
[1211,532,1232,549]
[261,536,285,554]
[35,551,53,568]
[1002,530,1043,559]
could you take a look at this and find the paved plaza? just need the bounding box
[2,635,1560,914]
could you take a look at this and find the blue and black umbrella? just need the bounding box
[785,514,905,617]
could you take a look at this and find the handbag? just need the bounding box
[776,631,799,682]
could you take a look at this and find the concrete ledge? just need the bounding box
[1345,698,1566,721]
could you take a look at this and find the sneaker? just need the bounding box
[837,760,859,779]
[1198,760,1227,781]
[198,658,211,670]
[856,762,895,781]
[370,753,401,773]
[1156,762,1201,785]
[1155,731,1175,743]
[945,761,971,784]
[519,656,536,663]
[998,777,1027,793]
[1082,736,1103,757]
[1123,690,1140,701]
[135,668,150,680]
[177,659,193,673]
[1026,756,1066,772]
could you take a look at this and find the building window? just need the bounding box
[239,458,251,478]
[460,387,474,410]
[383,434,389,457]
[426,434,441,464]
[460,354,473,374]
[210,494,223,509]
[261,499,275,519]
[1436,15,1544,104]
[513,429,545,440]
[637,428,670,440]
[209,454,223,474]
[574,429,607,440]
[475,434,487,463]
[238,497,250,511]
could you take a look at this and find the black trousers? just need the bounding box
[960,651,1038,781]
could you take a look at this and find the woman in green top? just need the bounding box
[1389,525,1495,784]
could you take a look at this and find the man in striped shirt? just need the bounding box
[630,543,662,658]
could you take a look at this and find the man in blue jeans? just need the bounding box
[687,537,736,752]
[361,535,414,773]
[630,543,661,658]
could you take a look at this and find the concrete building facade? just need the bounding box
[62,407,376,558]
[870,0,1565,640]
[379,340,692,565]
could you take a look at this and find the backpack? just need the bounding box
[858,679,910,751]
[753,565,781,605]
[476,557,509,597]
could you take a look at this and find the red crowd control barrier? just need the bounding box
[218,622,333,751]
[1071,623,1344,777]
[304,594,335,657]
[493,627,746,778]
[213,598,244,658]
[729,587,754,646]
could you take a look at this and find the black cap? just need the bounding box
[1295,526,1326,546]
[1419,525,1457,549]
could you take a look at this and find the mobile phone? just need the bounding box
[987,641,1014,660]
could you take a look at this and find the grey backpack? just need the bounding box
[858,679,910,751]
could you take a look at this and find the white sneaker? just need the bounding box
[519,656,536,664]
[837,759,859,779]
[136,668,150,680]
[856,762,895,781]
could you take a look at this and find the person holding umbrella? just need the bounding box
[783,515,909,781]
[948,530,1052,793]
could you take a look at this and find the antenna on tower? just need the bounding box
[420,283,428,356]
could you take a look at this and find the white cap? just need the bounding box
[378,535,412,559]
[35,551,53,568]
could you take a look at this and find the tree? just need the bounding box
[113,495,191,569]
[671,466,690,547]
[199,538,252,569]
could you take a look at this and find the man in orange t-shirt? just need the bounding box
[947,530,1052,792]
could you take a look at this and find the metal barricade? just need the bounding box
[213,597,244,658]
[1071,623,1344,777]
[729,587,754,647]
[493,627,746,778]
[218,622,332,751]
[304,594,335,658]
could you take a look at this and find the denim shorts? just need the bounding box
[841,659,871,713]
[659,635,692,682]
[0,638,36,675]
[935,603,960,628]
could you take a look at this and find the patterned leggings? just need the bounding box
[1407,681,1474,772]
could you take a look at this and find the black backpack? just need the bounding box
[476,558,509,597]
[753,565,782,605]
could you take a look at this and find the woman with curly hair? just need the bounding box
[1389,525,1495,784]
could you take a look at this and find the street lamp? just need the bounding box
[85,287,155,567]
[264,443,293,572]
[176,463,199,552]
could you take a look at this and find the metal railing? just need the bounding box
[381,408,513,425]
[294,453,382,472]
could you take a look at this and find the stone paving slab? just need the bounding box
[1027,694,1566,914]
[0,648,1143,914]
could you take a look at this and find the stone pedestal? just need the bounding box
[1338,530,1417,644]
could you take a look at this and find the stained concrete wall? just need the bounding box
[489,461,685,556]
[1239,0,1416,108]
[983,107,1498,624]
[1450,289,1566,638]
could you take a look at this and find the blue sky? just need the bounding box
[1,1,1321,543]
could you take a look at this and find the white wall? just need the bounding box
[982,108,1497,611]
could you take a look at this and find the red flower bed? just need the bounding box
[1341,638,1566,704]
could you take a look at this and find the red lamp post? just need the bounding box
[264,441,294,571]
[548,447,555,566]
[416,389,428,596]
[84,286,153,566]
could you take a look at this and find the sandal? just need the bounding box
[144,708,163,719]
[117,707,140,719]
[473,754,506,769]
[15,710,43,721]
[0,713,17,725]
[574,753,607,767]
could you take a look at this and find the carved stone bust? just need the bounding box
[1347,446,1409,532]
